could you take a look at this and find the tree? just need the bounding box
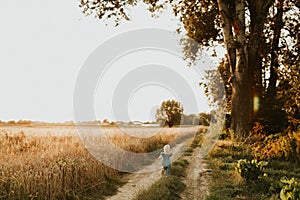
[182,114,200,125]
[199,112,211,126]
[277,55,300,131]
[7,120,16,125]
[255,0,299,133]
[156,100,183,127]
[17,120,32,125]
[79,0,299,135]
[102,119,109,124]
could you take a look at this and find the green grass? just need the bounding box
[190,131,203,148]
[183,131,204,156]
[135,158,189,200]
[135,176,186,200]
[171,159,189,177]
[206,140,300,200]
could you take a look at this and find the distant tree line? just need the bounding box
[0,120,32,125]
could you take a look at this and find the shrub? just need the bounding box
[235,159,268,181]
[280,177,300,200]
[251,131,300,160]
[218,130,232,140]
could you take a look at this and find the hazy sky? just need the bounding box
[0,0,223,122]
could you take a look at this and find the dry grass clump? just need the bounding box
[248,123,300,160]
[106,127,197,153]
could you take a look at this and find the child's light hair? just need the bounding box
[163,144,171,154]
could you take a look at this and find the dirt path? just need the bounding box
[105,141,189,200]
[180,147,211,200]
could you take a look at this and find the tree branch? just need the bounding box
[263,0,276,12]
[217,0,236,73]
[235,0,247,69]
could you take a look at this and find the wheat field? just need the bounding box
[0,125,198,199]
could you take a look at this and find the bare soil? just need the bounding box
[180,147,211,200]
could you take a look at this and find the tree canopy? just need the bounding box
[156,100,183,127]
[80,0,300,135]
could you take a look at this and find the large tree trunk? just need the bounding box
[231,0,253,135]
[217,0,274,135]
[217,0,252,135]
[231,74,253,135]
[248,0,275,121]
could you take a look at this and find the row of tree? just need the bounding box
[0,120,32,125]
[80,0,299,135]
[155,100,211,127]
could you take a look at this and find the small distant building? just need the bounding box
[133,121,142,125]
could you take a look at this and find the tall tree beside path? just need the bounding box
[79,0,299,135]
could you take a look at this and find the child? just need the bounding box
[158,144,172,176]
